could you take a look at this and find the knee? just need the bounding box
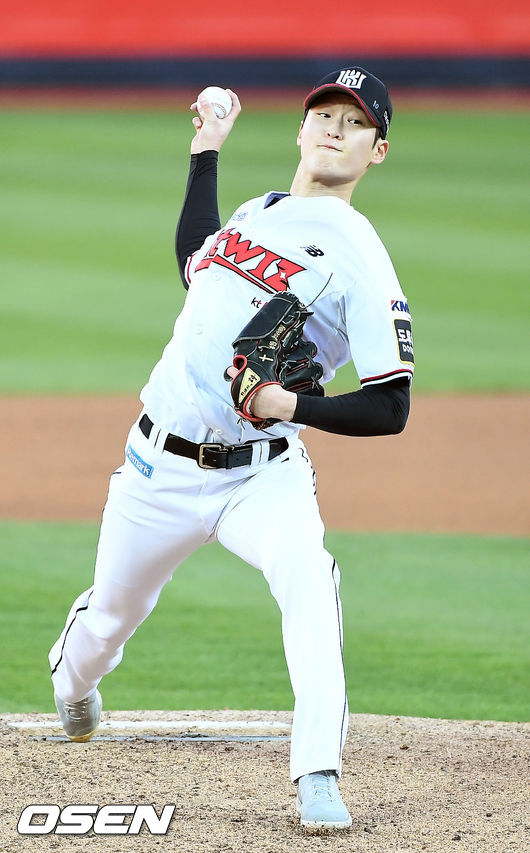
[84,592,151,644]
[261,545,336,604]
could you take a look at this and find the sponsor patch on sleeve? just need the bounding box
[391,297,410,315]
[394,319,415,364]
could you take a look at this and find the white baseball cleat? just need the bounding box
[54,689,102,742]
[296,770,352,831]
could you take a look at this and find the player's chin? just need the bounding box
[311,163,352,186]
[312,151,346,170]
[311,156,339,174]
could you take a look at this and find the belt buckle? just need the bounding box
[198,443,225,469]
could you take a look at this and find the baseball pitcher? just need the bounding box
[49,65,414,832]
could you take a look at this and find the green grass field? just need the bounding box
[1,522,528,721]
[1,107,529,393]
[1,105,528,720]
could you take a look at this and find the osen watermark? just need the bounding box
[17,803,175,835]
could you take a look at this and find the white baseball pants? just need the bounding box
[49,415,348,781]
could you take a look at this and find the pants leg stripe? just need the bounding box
[50,590,93,677]
[332,558,348,771]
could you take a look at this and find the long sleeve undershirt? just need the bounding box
[175,151,220,286]
[175,150,410,437]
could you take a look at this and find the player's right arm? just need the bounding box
[175,91,241,287]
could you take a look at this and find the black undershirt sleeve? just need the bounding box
[292,377,411,436]
[175,150,220,287]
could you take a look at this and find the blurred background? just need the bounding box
[1,0,529,91]
[1,0,529,393]
[0,2,528,719]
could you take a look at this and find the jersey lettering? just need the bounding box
[246,250,282,280]
[195,229,306,293]
[222,231,265,265]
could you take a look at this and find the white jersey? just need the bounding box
[140,192,414,445]
[52,191,410,788]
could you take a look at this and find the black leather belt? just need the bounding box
[139,414,288,470]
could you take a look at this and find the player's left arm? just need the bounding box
[175,90,241,287]
[245,275,414,435]
[249,377,410,436]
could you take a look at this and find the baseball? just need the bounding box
[197,86,232,120]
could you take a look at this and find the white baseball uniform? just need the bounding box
[50,189,414,782]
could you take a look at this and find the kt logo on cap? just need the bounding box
[335,69,367,90]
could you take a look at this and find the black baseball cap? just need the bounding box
[304,67,392,138]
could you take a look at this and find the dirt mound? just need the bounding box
[1,710,528,852]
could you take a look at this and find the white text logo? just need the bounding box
[336,69,366,89]
[17,804,175,835]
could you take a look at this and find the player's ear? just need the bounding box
[371,139,389,165]
[296,120,304,148]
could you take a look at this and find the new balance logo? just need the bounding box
[302,245,324,257]
[336,69,366,90]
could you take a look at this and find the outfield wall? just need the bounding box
[2,0,529,56]
[1,1,529,87]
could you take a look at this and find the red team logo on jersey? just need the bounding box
[195,229,306,293]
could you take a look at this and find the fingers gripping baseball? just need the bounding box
[190,88,241,154]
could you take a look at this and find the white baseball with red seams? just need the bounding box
[197,87,233,119]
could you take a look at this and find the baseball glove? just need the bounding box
[229,291,324,430]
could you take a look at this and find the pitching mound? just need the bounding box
[1,710,528,852]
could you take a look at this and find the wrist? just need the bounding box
[191,150,219,159]
[191,142,222,154]
[276,388,297,421]
[251,384,297,422]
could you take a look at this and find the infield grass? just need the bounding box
[1,521,528,722]
[1,107,529,394]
